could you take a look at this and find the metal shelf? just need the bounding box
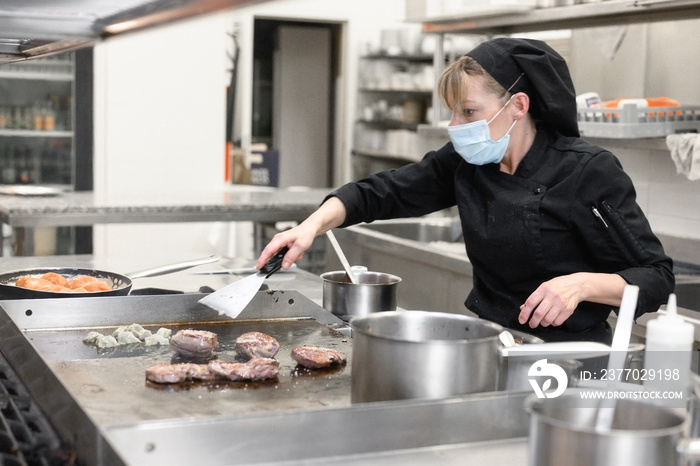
[421,0,700,35]
[0,70,74,81]
[361,54,434,62]
[352,149,421,163]
[0,129,73,138]
[357,119,421,131]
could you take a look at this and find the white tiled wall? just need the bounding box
[605,141,700,241]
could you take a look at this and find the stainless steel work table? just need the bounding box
[0,255,530,466]
[0,186,327,227]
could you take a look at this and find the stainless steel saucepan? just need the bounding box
[321,269,401,320]
[350,310,612,403]
[527,389,700,466]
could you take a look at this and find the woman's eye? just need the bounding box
[463,109,475,116]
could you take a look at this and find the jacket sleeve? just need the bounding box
[327,143,461,228]
[572,150,674,318]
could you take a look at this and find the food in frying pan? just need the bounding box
[15,272,113,293]
[234,331,280,359]
[290,345,347,369]
[145,358,280,384]
[170,329,219,358]
[41,272,68,287]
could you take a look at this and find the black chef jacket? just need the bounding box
[330,127,674,343]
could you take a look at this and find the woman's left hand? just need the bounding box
[518,274,584,328]
[518,272,626,328]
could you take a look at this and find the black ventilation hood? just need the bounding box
[0,0,262,64]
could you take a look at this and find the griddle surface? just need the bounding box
[28,318,351,426]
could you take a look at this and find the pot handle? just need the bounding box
[678,437,700,461]
[501,341,611,359]
[127,255,220,279]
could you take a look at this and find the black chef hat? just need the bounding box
[466,37,579,137]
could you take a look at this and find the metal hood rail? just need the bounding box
[0,0,264,64]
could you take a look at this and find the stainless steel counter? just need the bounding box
[0,267,531,466]
[0,253,324,303]
[0,186,327,227]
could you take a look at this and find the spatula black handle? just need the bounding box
[261,246,289,278]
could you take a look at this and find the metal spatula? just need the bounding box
[198,247,288,319]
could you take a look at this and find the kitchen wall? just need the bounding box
[569,19,700,248]
[92,13,232,270]
[90,0,410,269]
[89,1,700,269]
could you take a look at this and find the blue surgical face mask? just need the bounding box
[447,96,517,166]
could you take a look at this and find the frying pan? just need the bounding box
[0,256,219,299]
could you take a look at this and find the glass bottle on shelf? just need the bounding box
[0,145,14,184]
[44,100,56,131]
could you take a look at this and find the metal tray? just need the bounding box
[578,104,700,139]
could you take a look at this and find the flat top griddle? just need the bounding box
[0,292,351,437]
[0,291,532,466]
[30,318,351,426]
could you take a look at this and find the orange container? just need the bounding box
[603,97,681,118]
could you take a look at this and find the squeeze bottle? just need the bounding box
[644,294,695,403]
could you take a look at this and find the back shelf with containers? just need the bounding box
[0,53,74,186]
[352,28,480,179]
[576,92,700,139]
[0,53,76,257]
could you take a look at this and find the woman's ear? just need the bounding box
[512,92,529,118]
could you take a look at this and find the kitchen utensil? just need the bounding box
[198,247,288,318]
[0,256,220,299]
[191,263,297,275]
[526,389,700,466]
[499,330,517,347]
[321,270,400,320]
[127,256,220,279]
[325,230,358,284]
[594,284,638,432]
[350,310,614,403]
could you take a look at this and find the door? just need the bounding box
[253,20,336,189]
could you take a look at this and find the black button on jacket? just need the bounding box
[330,128,674,342]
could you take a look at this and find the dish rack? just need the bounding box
[577,104,700,139]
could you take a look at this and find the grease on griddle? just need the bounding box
[145,378,279,392]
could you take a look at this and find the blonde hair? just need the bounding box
[437,55,508,111]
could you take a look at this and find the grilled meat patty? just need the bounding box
[146,358,279,384]
[170,329,218,358]
[291,346,347,369]
[145,363,216,384]
[234,331,280,359]
[208,358,280,381]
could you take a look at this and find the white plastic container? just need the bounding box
[576,91,602,108]
[644,294,695,403]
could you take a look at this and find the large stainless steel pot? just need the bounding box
[526,389,700,466]
[321,270,400,320]
[350,310,611,403]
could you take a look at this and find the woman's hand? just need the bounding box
[255,196,347,270]
[518,272,626,328]
[256,223,318,271]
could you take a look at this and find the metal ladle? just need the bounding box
[325,230,359,284]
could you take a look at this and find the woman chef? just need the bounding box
[257,37,674,343]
